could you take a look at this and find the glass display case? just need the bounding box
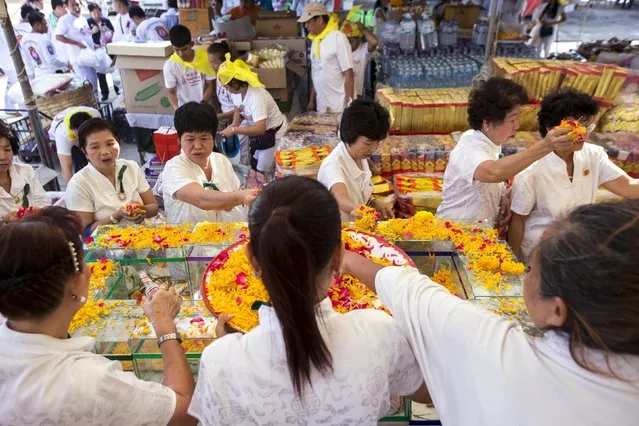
[379,397,412,424]
[457,255,525,299]
[183,243,233,301]
[106,258,191,300]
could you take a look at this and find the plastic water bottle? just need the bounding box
[139,271,160,299]
[418,12,437,51]
[399,14,416,53]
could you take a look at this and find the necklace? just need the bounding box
[117,165,127,201]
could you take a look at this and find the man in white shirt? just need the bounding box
[298,3,354,114]
[160,0,179,29]
[112,0,135,42]
[14,5,35,44]
[48,0,70,64]
[509,89,639,261]
[55,0,98,94]
[129,5,170,42]
[163,25,215,110]
[22,11,70,78]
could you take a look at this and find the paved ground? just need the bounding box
[558,6,639,42]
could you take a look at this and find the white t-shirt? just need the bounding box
[0,163,49,217]
[0,323,176,425]
[55,13,95,63]
[163,59,214,107]
[240,86,288,139]
[65,159,150,222]
[351,41,369,97]
[216,80,240,113]
[49,106,101,156]
[189,297,423,425]
[511,143,625,261]
[162,152,247,224]
[14,21,32,41]
[317,141,373,221]
[21,32,68,78]
[311,30,354,114]
[113,12,135,42]
[436,129,505,225]
[135,17,170,42]
[375,266,639,426]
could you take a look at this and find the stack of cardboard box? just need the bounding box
[179,1,214,39]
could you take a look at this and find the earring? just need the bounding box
[72,295,77,300]
[80,296,87,304]
[254,270,262,279]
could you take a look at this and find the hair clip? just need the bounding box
[68,241,80,273]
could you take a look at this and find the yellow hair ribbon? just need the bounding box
[217,53,264,88]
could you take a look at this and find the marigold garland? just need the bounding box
[352,205,379,233]
[203,231,409,332]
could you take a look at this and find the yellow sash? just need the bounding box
[308,14,339,59]
[169,46,217,77]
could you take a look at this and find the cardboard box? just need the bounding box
[108,41,174,115]
[254,67,287,89]
[214,16,255,41]
[442,5,480,29]
[252,37,307,76]
[179,8,213,39]
[255,12,299,38]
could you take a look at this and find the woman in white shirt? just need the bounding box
[65,118,159,235]
[0,207,197,426]
[437,77,576,227]
[346,200,639,426]
[189,176,429,425]
[0,120,49,224]
[342,21,378,97]
[318,98,393,221]
[509,89,639,261]
[161,102,257,224]
[218,56,288,177]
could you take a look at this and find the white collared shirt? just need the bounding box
[351,42,369,96]
[311,30,354,114]
[162,152,247,224]
[113,12,135,42]
[0,163,49,217]
[49,106,101,156]
[189,298,423,425]
[436,129,506,225]
[55,13,95,62]
[375,266,639,426]
[21,32,68,77]
[0,323,176,425]
[511,143,625,260]
[65,159,151,222]
[317,141,373,221]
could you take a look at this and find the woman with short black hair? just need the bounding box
[437,77,576,227]
[0,119,49,224]
[346,199,639,425]
[189,176,429,425]
[509,89,639,261]
[65,118,159,235]
[0,207,197,425]
[318,98,393,220]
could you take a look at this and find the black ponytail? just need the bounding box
[248,176,341,397]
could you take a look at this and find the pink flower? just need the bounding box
[235,297,242,305]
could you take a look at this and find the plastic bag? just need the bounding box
[95,48,114,74]
[75,48,98,68]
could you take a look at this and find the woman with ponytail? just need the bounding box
[189,176,429,425]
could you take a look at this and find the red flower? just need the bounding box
[456,243,464,250]
[98,302,104,308]
[84,236,95,244]
[445,221,452,228]
[235,297,242,305]
[189,316,204,324]
[479,244,486,250]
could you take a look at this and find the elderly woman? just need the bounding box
[437,77,575,227]
[317,98,393,221]
[509,89,639,261]
[65,118,159,235]
[0,207,196,425]
[346,199,639,425]
[0,119,49,224]
[217,55,288,179]
[161,101,257,224]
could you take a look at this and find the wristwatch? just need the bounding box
[109,214,120,224]
[157,332,183,347]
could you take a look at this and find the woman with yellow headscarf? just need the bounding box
[341,21,378,98]
[218,55,288,179]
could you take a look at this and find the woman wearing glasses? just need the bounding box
[508,89,639,261]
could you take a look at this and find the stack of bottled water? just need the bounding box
[399,14,417,53]
[438,20,458,47]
